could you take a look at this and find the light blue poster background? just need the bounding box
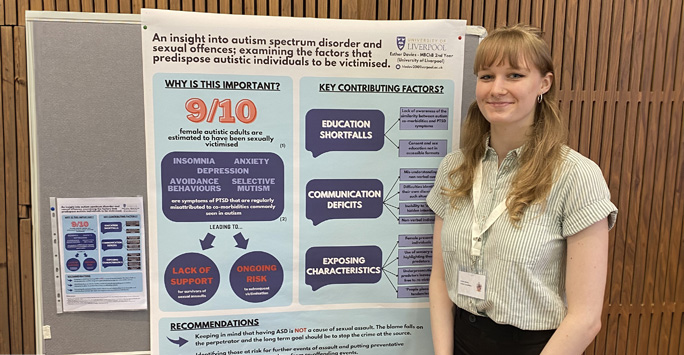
[153,73,294,311]
[159,308,432,355]
[298,77,453,305]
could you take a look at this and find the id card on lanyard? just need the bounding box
[457,161,507,300]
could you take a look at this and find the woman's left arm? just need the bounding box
[540,217,609,355]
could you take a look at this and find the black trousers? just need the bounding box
[453,306,555,355]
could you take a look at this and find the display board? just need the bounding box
[27,11,483,355]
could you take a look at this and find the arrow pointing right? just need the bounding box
[167,337,188,347]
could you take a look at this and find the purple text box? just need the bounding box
[399,168,437,181]
[398,234,433,247]
[306,109,385,157]
[399,202,433,215]
[161,151,284,222]
[398,267,432,285]
[398,140,447,157]
[102,256,124,268]
[100,222,122,234]
[399,183,433,200]
[306,179,383,225]
[399,107,449,130]
[65,233,97,251]
[305,246,382,291]
[399,216,435,225]
[101,239,123,251]
[398,248,433,266]
[397,285,429,298]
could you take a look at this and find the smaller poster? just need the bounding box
[56,196,148,312]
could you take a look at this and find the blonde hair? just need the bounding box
[443,24,567,224]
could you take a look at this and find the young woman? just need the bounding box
[427,24,617,355]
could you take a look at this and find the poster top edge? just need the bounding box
[25,11,140,24]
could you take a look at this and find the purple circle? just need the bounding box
[66,258,81,271]
[229,251,283,303]
[83,258,97,271]
[164,252,220,306]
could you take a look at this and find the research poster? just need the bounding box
[142,9,466,355]
[55,196,147,312]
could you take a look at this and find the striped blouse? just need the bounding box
[426,145,617,330]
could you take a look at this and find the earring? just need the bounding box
[537,94,543,103]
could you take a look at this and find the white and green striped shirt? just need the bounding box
[427,145,617,330]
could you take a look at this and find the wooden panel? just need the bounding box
[280,0,292,16]
[256,0,267,15]
[649,99,672,304]
[413,0,424,19]
[43,0,55,11]
[562,0,577,91]
[18,0,28,24]
[400,0,411,19]
[424,0,435,19]
[662,0,682,93]
[5,0,17,25]
[674,100,684,305]
[108,0,119,14]
[93,0,105,12]
[460,0,471,23]
[0,25,8,355]
[244,0,255,14]
[143,0,154,10]
[608,99,628,305]
[291,0,303,17]
[435,0,447,18]
[193,0,205,13]
[676,5,684,92]
[550,0,564,86]
[472,0,484,26]
[358,0,375,19]
[581,0,595,91]
[594,0,611,91]
[329,0,340,18]
[388,0,400,19]
[56,0,68,10]
[377,0,389,19]
[498,0,510,27]
[19,218,33,354]
[233,0,244,14]
[341,0,356,19]
[640,102,669,304]
[1,26,21,355]
[13,27,28,206]
[315,0,326,18]
[207,0,218,13]
[29,0,42,13]
[69,0,82,12]
[621,100,641,304]
[217,0,229,13]
[619,0,635,91]
[482,0,493,29]
[630,100,651,305]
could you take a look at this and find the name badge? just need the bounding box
[457,270,486,300]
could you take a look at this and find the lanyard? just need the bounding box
[470,161,507,257]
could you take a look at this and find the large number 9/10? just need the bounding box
[185,98,257,124]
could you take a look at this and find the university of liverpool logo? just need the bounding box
[396,36,406,50]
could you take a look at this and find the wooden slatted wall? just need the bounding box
[1,1,682,354]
